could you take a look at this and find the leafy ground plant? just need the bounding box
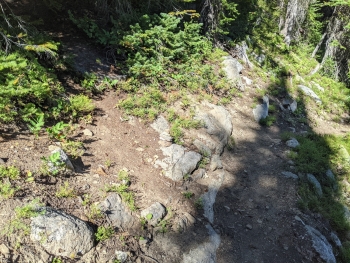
[95,226,114,241]
[55,181,75,198]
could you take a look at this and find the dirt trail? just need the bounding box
[0,33,336,263]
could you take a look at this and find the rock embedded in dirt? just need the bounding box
[298,85,322,104]
[183,224,221,263]
[305,225,336,263]
[282,98,297,112]
[192,168,206,181]
[100,193,136,230]
[281,171,298,179]
[222,56,245,91]
[30,207,94,257]
[50,148,75,172]
[0,244,10,255]
[253,95,269,122]
[83,128,93,136]
[307,174,323,196]
[115,251,129,262]
[286,138,300,148]
[151,115,172,141]
[173,212,196,232]
[172,151,202,181]
[210,154,223,171]
[141,202,166,226]
[242,76,253,85]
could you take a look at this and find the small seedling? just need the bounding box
[56,182,75,198]
[27,114,45,137]
[195,197,204,210]
[146,213,153,220]
[46,121,69,141]
[182,191,194,199]
[95,226,114,241]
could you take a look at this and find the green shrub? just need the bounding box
[69,95,95,117]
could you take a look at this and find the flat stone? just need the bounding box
[246,224,253,230]
[83,129,93,136]
[141,202,166,226]
[298,85,322,104]
[281,171,298,179]
[30,208,94,257]
[286,138,299,148]
[307,174,323,197]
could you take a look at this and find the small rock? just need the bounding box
[307,174,323,197]
[0,158,4,164]
[139,238,148,246]
[326,169,335,181]
[330,232,342,247]
[298,85,322,104]
[242,76,253,85]
[159,131,172,142]
[224,206,230,212]
[151,115,170,134]
[141,202,166,226]
[136,147,144,152]
[48,145,60,152]
[210,154,223,171]
[281,171,298,179]
[246,224,253,230]
[50,148,75,172]
[253,96,269,122]
[257,219,263,224]
[286,138,299,148]
[95,166,107,176]
[283,244,289,250]
[115,251,128,263]
[192,169,206,181]
[83,129,93,136]
[0,244,10,255]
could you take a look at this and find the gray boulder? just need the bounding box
[30,208,94,257]
[298,85,322,104]
[100,193,136,230]
[326,169,335,181]
[196,103,233,155]
[307,174,323,197]
[172,151,202,181]
[222,56,245,91]
[286,138,299,148]
[141,202,166,226]
[305,225,336,263]
[253,96,269,122]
